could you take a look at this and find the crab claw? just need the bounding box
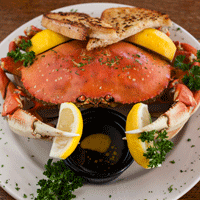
[1,56,22,76]
[0,66,78,139]
[164,102,192,139]
[126,102,191,139]
[125,115,168,134]
[174,41,197,56]
[126,83,196,139]
[173,83,197,107]
[24,25,42,37]
[9,41,18,52]
[3,93,78,138]
[0,67,10,99]
[2,88,23,116]
[173,41,198,64]
[7,109,78,139]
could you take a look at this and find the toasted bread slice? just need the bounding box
[86,7,172,50]
[42,12,118,40]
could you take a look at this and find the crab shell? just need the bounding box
[20,40,171,106]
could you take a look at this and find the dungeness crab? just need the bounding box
[0,26,200,140]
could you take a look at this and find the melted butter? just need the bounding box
[80,134,111,153]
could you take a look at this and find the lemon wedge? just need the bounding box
[126,28,176,61]
[125,103,152,169]
[49,102,83,159]
[29,29,70,55]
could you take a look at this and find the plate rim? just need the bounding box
[0,2,200,200]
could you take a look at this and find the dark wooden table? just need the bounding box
[0,0,199,199]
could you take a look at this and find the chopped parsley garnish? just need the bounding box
[182,65,200,91]
[139,130,174,168]
[169,160,175,164]
[174,55,191,71]
[7,39,35,67]
[174,52,200,91]
[35,159,84,200]
[70,9,78,12]
[168,185,173,193]
[19,39,32,51]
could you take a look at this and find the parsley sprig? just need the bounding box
[35,159,84,200]
[7,39,35,67]
[174,55,191,71]
[174,50,200,91]
[139,130,174,168]
[182,65,200,90]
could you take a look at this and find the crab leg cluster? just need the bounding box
[0,26,78,139]
[127,42,200,139]
[0,67,78,139]
[0,69,78,138]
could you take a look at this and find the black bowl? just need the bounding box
[63,107,134,184]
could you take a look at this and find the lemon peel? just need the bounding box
[29,29,70,55]
[125,103,151,169]
[126,28,176,61]
[49,102,83,159]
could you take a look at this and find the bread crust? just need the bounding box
[42,13,89,40]
[42,12,117,40]
[86,7,172,50]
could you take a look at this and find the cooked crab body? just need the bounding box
[21,40,171,105]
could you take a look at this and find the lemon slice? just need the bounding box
[125,103,152,169]
[49,102,83,159]
[29,29,70,55]
[126,28,176,61]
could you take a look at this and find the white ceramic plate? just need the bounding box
[0,3,200,200]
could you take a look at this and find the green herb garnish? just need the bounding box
[174,53,200,91]
[174,55,190,71]
[182,65,200,91]
[168,185,173,193]
[139,130,174,168]
[19,39,32,51]
[7,39,35,67]
[35,159,84,200]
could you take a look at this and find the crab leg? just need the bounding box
[0,68,78,139]
[8,25,42,53]
[126,101,193,139]
[24,25,42,37]
[1,26,42,76]
[127,42,200,139]
[7,109,78,139]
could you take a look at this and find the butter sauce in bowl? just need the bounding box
[64,107,134,184]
